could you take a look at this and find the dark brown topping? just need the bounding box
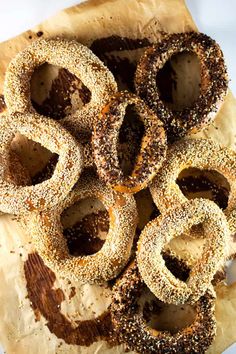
[110,257,216,354]
[135,32,228,141]
[93,91,167,193]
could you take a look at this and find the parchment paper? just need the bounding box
[0,1,236,353]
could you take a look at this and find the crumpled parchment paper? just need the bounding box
[0,1,236,353]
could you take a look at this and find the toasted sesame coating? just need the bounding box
[92,91,167,194]
[4,150,31,187]
[0,150,31,215]
[0,112,83,214]
[137,198,229,305]
[27,171,138,283]
[111,258,216,354]
[150,138,236,235]
[4,38,117,136]
[135,32,228,141]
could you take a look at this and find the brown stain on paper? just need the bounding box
[90,35,151,90]
[24,253,114,346]
[32,68,91,120]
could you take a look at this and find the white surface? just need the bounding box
[0,0,82,42]
[186,0,236,95]
[0,1,235,353]
[224,343,236,354]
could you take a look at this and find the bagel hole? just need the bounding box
[118,104,145,176]
[176,167,230,210]
[31,153,59,185]
[164,193,209,263]
[166,232,206,266]
[156,51,201,111]
[140,288,197,334]
[139,255,196,334]
[31,63,91,120]
[10,133,58,185]
[165,232,225,285]
[61,197,109,256]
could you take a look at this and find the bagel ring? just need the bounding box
[4,38,117,135]
[92,91,167,193]
[150,139,236,234]
[137,198,228,305]
[111,256,216,354]
[135,32,228,140]
[28,171,138,283]
[0,112,83,214]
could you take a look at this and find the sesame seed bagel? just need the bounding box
[0,112,83,214]
[92,91,167,194]
[28,171,138,283]
[135,32,228,141]
[137,198,229,305]
[150,138,236,236]
[111,256,216,354]
[4,38,117,135]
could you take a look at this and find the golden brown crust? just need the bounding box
[137,198,229,305]
[135,32,228,141]
[4,38,117,136]
[0,112,83,214]
[92,91,167,193]
[27,171,138,283]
